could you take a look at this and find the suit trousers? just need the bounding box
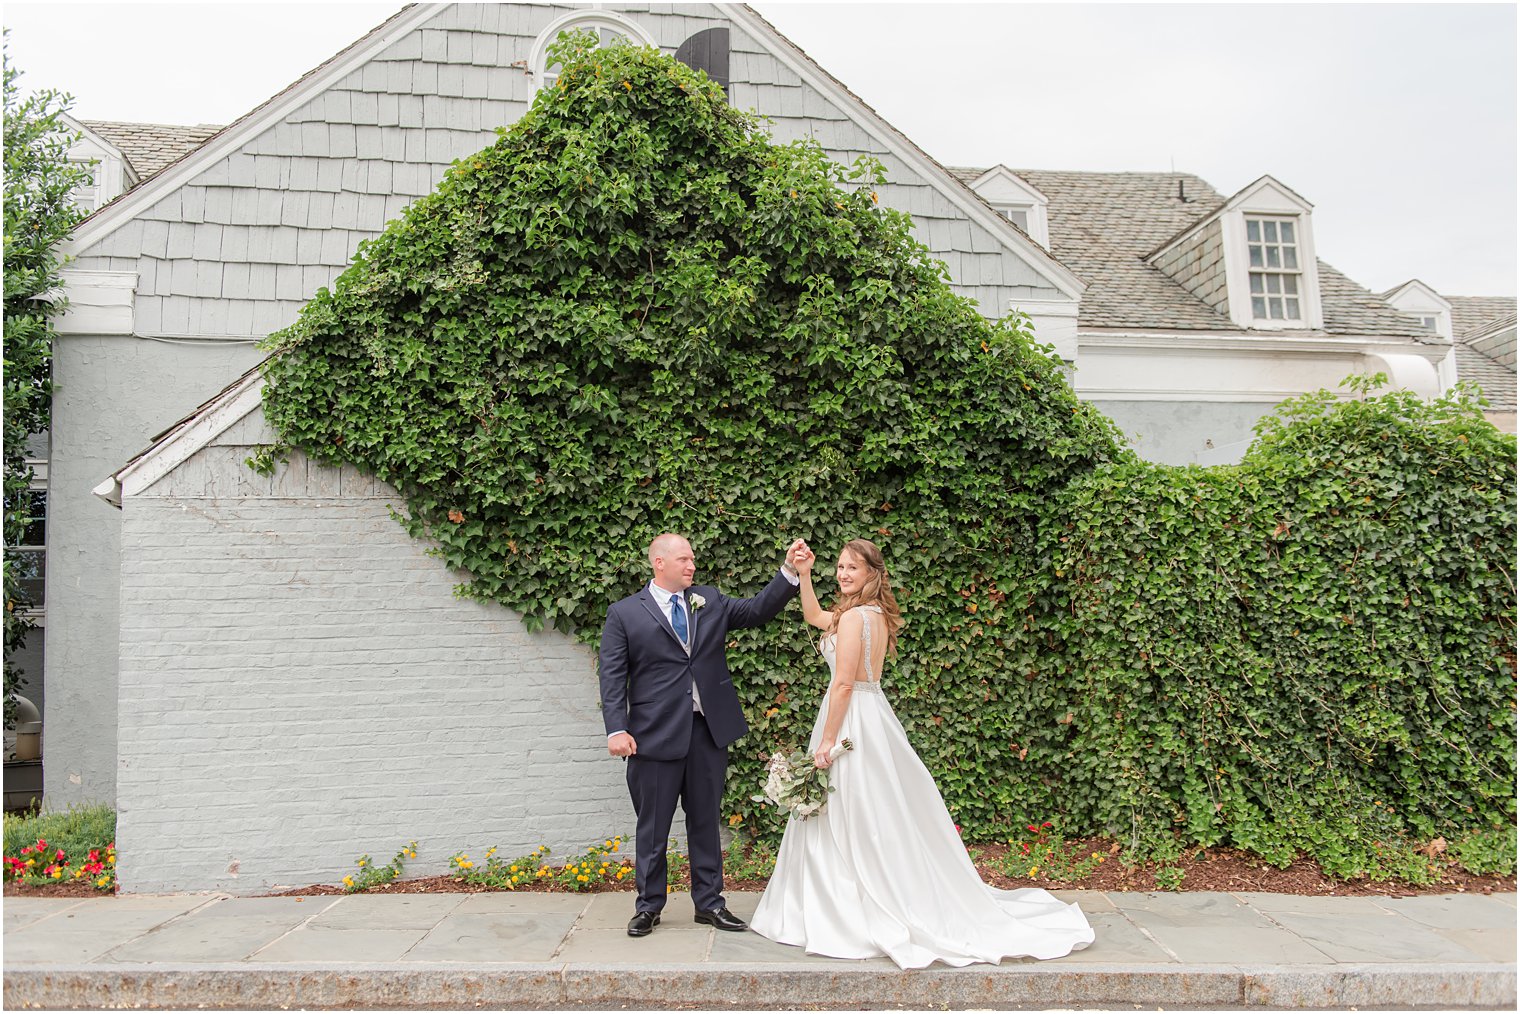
[626,712,727,914]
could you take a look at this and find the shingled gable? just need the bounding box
[62,2,1080,306]
[61,3,433,250]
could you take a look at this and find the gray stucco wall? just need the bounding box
[44,335,264,806]
[1092,400,1279,465]
[116,409,633,893]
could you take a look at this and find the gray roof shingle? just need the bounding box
[954,167,1435,340]
[1447,295,1517,342]
[81,121,224,180]
[1445,296,1516,409]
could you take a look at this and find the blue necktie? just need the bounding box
[670,596,688,646]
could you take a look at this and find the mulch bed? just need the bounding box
[8,837,1512,900]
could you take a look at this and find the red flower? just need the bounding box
[18,846,30,855]
[35,840,46,850]
[87,850,100,863]
[1027,825,1038,832]
[1042,822,1052,828]
[54,849,66,862]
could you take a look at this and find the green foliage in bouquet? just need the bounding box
[258,35,1515,878]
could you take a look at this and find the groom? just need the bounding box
[600,533,801,937]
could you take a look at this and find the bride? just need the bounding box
[748,538,1094,969]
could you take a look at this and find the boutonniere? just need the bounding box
[688,593,707,611]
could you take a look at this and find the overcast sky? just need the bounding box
[3,2,1514,296]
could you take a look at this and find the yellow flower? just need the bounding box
[51,868,63,879]
[728,814,743,827]
[511,866,519,873]
[605,840,612,848]
[358,859,368,867]
[487,848,497,857]
[577,874,588,882]
[96,876,110,888]
[108,856,115,865]
[343,876,355,887]
[1028,867,1038,877]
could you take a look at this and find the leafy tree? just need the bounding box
[260,35,1515,877]
[2,34,91,725]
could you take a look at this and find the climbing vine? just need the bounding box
[260,36,1516,877]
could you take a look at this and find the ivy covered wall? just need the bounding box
[261,38,1516,878]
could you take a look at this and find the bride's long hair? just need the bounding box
[829,538,903,657]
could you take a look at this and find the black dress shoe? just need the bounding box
[627,911,661,937]
[694,907,748,931]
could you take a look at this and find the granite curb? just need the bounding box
[3,962,1517,1010]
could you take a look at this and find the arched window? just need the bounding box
[529,11,658,91]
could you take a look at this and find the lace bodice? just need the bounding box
[819,605,885,685]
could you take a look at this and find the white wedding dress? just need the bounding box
[749,606,1094,969]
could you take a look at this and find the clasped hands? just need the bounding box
[787,538,816,576]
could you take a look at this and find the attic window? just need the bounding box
[69,159,103,214]
[1245,216,1302,321]
[993,204,1030,231]
[531,12,659,91]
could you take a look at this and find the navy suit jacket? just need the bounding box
[598,573,798,760]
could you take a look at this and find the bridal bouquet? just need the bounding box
[752,739,854,820]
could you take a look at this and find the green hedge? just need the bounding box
[260,36,1516,878]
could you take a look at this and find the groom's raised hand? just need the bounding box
[608,732,637,757]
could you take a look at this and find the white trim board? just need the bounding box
[93,370,266,507]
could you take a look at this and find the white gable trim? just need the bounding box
[93,369,266,508]
[728,6,1083,299]
[63,4,446,258]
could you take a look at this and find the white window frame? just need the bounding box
[529,10,659,91]
[1219,177,1323,330]
[10,460,47,623]
[1244,215,1305,323]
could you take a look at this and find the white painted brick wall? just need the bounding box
[116,442,645,894]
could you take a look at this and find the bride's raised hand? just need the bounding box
[793,542,816,576]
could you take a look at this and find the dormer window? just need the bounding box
[61,116,135,216]
[993,203,1031,232]
[960,167,1050,248]
[1245,216,1302,321]
[69,159,104,214]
